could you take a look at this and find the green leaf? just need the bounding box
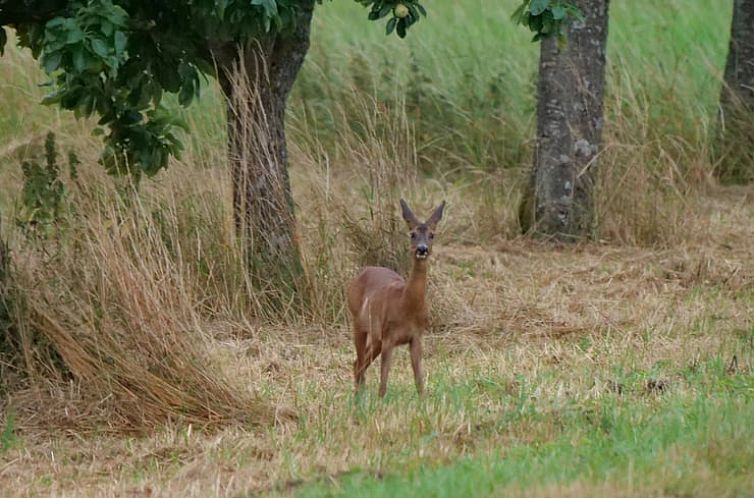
[91,38,109,57]
[105,5,128,27]
[114,31,127,55]
[551,5,566,20]
[529,0,550,16]
[251,0,279,28]
[66,26,85,44]
[72,46,86,72]
[100,20,114,36]
[46,17,66,29]
[386,17,397,35]
[41,91,62,106]
[407,4,421,22]
[74,94,95,118]
[528,12,543,32]
[42,51,63,73]
[396,17,406,38]
[541,10,554,34]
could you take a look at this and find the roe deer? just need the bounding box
[347,199,446,398]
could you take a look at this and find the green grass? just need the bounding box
[1,408,18,453]
[296,354,754,498]
[299,398,754,497]
[2,0,728,174]
[289,0,731,173]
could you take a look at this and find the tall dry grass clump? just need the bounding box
[1,140,272,432]
[333,93,418,274]
[594,62,716,246]
[289,92,486,329]
[284,93,422,325]
[716,90,754,184]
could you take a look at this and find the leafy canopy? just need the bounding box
[511,0,583,42]
[0,0,577,180]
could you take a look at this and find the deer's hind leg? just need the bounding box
[354,335,382,392]
[353,325,368,390]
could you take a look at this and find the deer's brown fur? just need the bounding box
[347,199,445,398]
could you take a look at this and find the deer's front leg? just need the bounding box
[410,337,424,397]
[378,344,394,398]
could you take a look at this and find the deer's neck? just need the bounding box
[403,259,428,314]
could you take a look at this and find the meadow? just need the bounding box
[1,0,753,496]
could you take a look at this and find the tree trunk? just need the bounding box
[214,2,314,296]
[519,0,610,241]
[718,0,754,183]
[0,213,13,364]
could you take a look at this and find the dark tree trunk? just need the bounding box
[0,213,12,360]
[519,0,610,241]
[214,2,314,294]
[718,0,754,183]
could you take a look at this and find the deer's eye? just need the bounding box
[410,233,416,240]
[429,233,434,240]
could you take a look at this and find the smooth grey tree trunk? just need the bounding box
[215,2,314,295]
[718,0,754,183]
[519,0,610,241]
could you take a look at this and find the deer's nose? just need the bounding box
[416,244,429,255]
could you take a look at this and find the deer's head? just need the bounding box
[400,199,446,261]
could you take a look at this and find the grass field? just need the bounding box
[2,0,754,497]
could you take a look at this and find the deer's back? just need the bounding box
[347,266,405,319]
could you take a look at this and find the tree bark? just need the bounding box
[0,213,12,361]
[519,0,610,241]
[215,2,314,293]
[718,0,754,183]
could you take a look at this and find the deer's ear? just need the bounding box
[427,200,446,228]
[400,199,420,228]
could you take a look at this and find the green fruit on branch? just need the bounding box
[394,3,410,18]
